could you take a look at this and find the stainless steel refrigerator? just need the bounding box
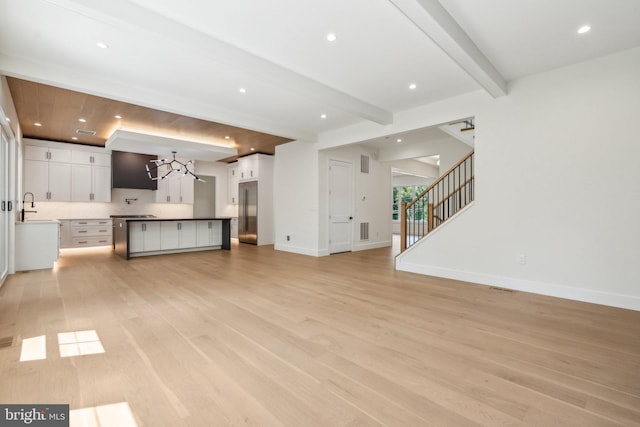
[238,181,258,244]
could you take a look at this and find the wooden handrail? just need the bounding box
[406,150,474,210]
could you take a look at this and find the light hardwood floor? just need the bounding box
[1,241,639,426]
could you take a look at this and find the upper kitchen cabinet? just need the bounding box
[227,163,239,204]
[24,144,71,163]
[24,158,71,201]
[154,158,195,204]
[23,140,72,201]
[71,148,111,202]
[237,153,273,181]
[23,139,111,203]
[71,163,111,202]
[71,150,110,166]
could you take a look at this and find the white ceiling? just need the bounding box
[105,129,237,161]
[1,0,639,145]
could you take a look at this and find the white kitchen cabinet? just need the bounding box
[24,139,110,203]
[71,163,111,202]
[196,220,222,247]
[180,178,194,204]
[161,221,197,249]
[156,175,194,204]
[15,220,60,270]
[129,222,161,253]
[179,221,197,248]
[68,219,112,248]
[71,150,110,166]
[24,159,72,201]
[92,165,111,202]
[60,219,112,248]
[227,164,239,204]
[24,144,71,163]
[154,159,194,204]
[238,155,259,180]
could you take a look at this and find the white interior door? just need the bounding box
[329,159,353,254]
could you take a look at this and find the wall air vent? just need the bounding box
[76,129,96,136]
[360,155,369,174]
[360,222,369,241]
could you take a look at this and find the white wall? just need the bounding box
[395,47,640,310]
[274,141,320,255]
[392,174,434,188]
[388,159,438,178]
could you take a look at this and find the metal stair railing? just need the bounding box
[400,150,474,251]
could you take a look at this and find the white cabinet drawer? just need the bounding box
[71,226,112,237]
[71,219,111,227]
[72,236,112,247]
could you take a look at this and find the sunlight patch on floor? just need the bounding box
[19,335,47,361]
[58,330,105,358]
[70,402,138,427]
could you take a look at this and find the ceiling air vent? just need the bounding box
[76,129,96,136]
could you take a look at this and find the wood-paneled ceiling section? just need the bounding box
[7,77,292,162]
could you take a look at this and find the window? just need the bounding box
[392,185,428,220]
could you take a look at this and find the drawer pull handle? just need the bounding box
[78,230,88,233]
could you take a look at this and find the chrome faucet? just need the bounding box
[21,192,37,222]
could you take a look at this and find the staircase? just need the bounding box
[400,150,474,251]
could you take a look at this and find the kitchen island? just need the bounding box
[113,218,231,259]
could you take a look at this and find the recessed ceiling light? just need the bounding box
[320,114,327,119]
[78,118,86,123]
[396,138,402,143]
[34,122,42,127]
[326,33,337,42]
[239,87,247,94]
[250,147,255,151]
[224,135,230,139]
[114,115,122,119]
[577,25,591,34]
[409,83,417,90]
[72,137,78,140]
[96,41,109,49]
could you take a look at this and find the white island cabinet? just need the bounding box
[15,220,60,270]
[128,222,161,253]
[114,218,231,259]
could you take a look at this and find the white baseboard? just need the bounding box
[353,240,392,252]
[274,243,324,257]
[396,261,640,311]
